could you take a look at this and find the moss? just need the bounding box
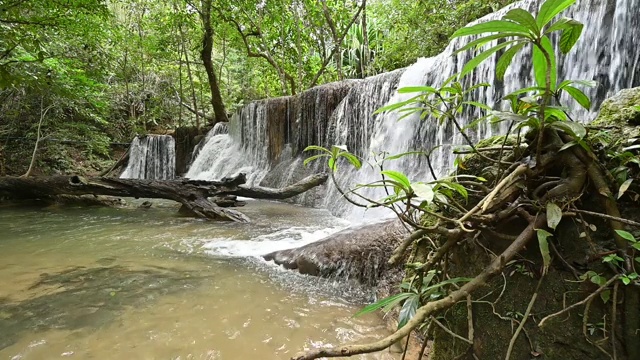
[455,135,523,185]
[592,87,640,127]
[423,207,629,360]
[474,134,517,149]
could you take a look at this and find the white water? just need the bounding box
[187,0,640,222]
[187,106,271,186]
[202,225,348,257]
[120,135,176,180]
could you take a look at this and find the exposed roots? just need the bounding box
[295,126,638,359]
[291,214,546,360]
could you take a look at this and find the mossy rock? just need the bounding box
[592,87,640,127]
[457,135,523,185]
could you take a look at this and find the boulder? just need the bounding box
[263,219,409,286]
[593,86,640,126]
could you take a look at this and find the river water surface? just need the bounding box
[0,200,397,360]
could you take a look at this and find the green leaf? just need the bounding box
[621,276,631,285]
[533,36,557,90]
[600,289,610,304]
[536,229,553,275]
[562,85,591,110]
[397,294,420,329]
[412,183,435,203]
[460,40,518,78]
[615,229,636,242]
[559,140,577,152]
[489,111,528,124]
[617,179,633,199]
[504,86,546,97]
[384,151,425,161]
[303,154,329,167]
[467,82,492,92]
[422,270,437,288]
[455,33,523,54]
[354,292,414,317]
[537,0,577,28]
[546,202,562,230]
[545,17,577,33]
[436,180,468,201]
[603,254,624,264]
[304,145,330,153]
[557,79,597,90]
[558,21,583,53]
[451,20,530,39]
[504,8,539,33]
[545,106,569,121]
[339,152,362,169]
[550,121,587,140]
[397,86,437,94]
[496,42,526,80]
[381,170,411,189]
[439,86,460,95]
[374,95,423,114]
[328,157,337,172]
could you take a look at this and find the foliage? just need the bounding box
[0,0,524,175]
[368,0,516,71]
[298,0,640,359]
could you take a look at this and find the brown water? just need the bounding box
[0,200,397,360]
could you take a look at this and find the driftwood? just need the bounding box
[0,173,328,222]
[100,147,130,177]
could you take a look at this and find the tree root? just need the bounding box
[505,276,542,360]
[389,229,429,266]
[432,317,473,345]
[290,213,546,360]
[538,274,620,328]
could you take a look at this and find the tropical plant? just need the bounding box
[296,0,640,359]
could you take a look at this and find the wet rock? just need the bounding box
[263,219,409,286]
[593,86,640,126]
[139,201,152,209]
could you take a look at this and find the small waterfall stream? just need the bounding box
[120,135,176,180]
[187,0,640,221]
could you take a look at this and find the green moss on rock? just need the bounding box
[592,87,640,126]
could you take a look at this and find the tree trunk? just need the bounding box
[361,0,368,78]
[178,19,201,129]
[0,173,328,223]
[199,0,228,126]
[22,98,53,178]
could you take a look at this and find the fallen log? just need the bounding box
[0,173,328,222]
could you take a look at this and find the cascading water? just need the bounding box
[188,0,640,221]
[185,102,272,186]
[120,135,176,180]
[187,122,228,171]
[186,81,356,186]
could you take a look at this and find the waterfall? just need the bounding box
[187,0,640,220]
[186,81,357,186]
[120,135,176,180]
